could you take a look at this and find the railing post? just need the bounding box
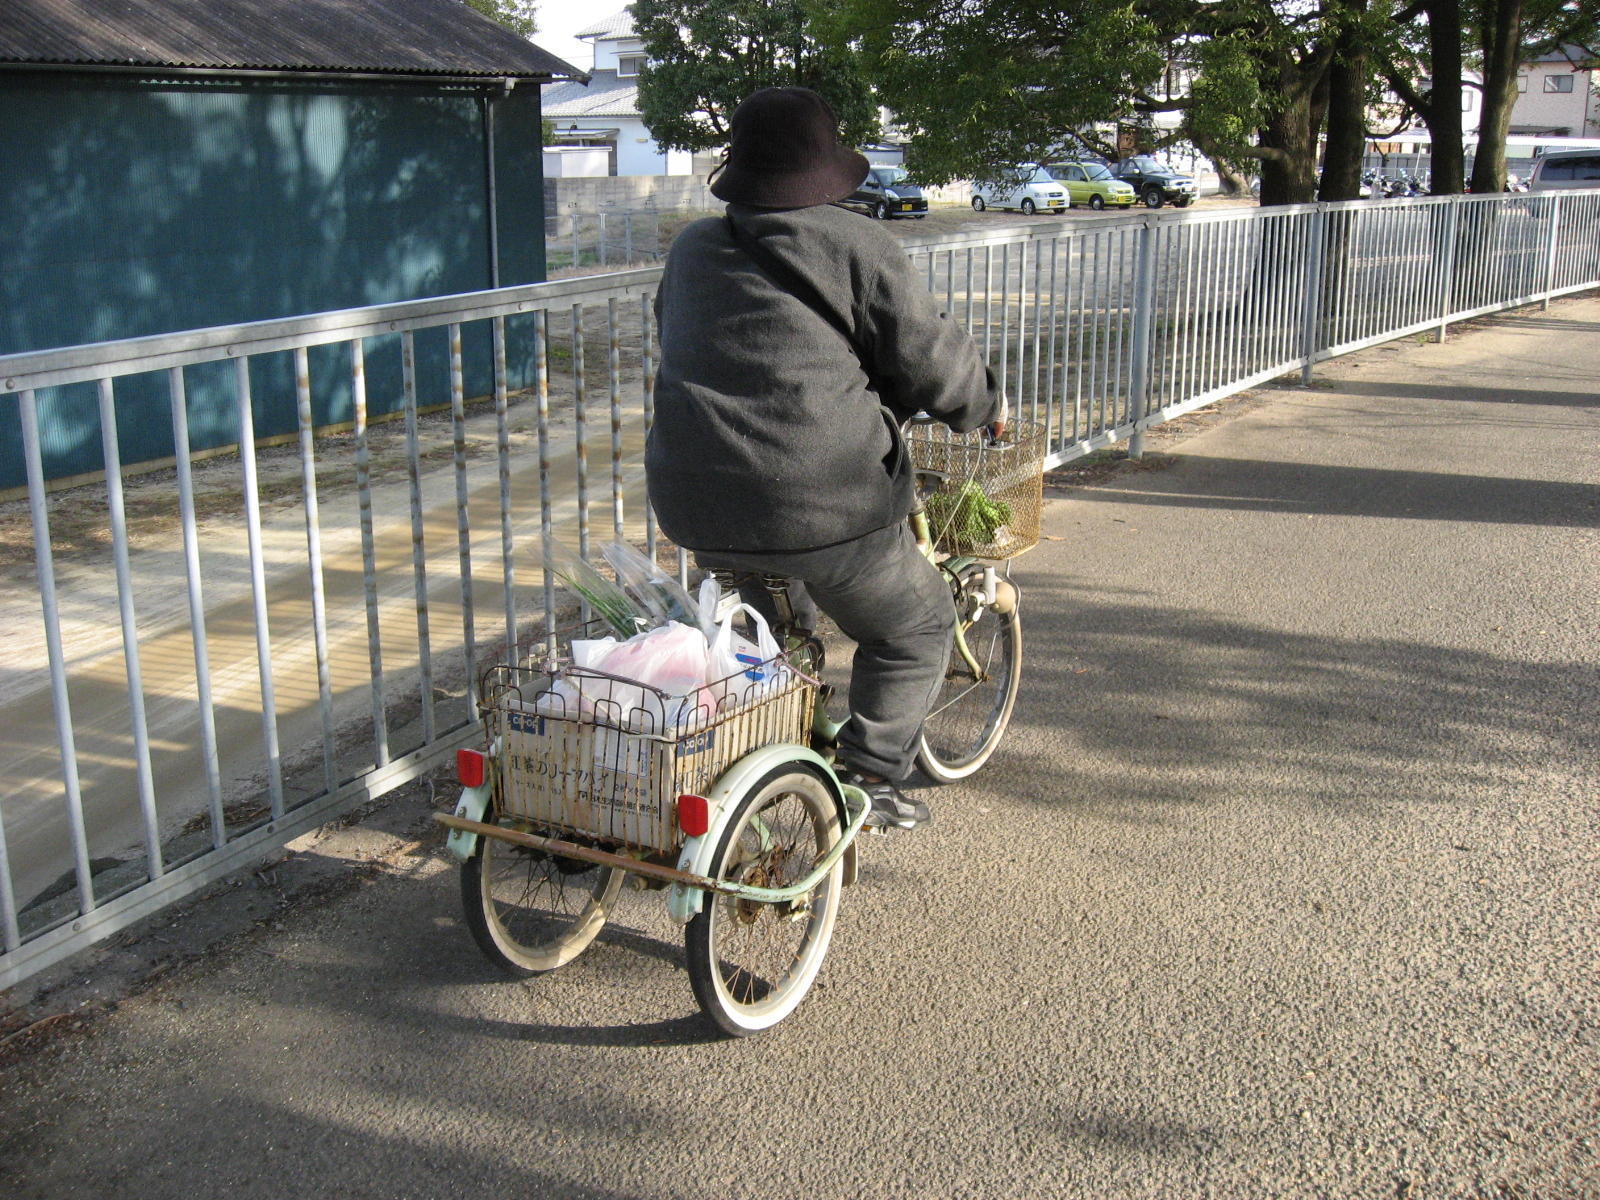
[1436,197,1461,342]
[1542,192,1563,310]
[1299,206,1328,386]
[1126,217,1158,460]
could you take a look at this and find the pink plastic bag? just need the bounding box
[583,621,717,730]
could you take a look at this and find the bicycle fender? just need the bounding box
[666,743,845,925]
[443,784,494,862]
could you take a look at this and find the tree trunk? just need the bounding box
[1426,0,1466,194]
[1216,162,1255,197]
[1258,80,1322,205]
[1319,19,1368,201]
[1470,0,1525,193]
[1189,131,1254,196]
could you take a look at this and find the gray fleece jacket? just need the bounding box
[646,202,999,553]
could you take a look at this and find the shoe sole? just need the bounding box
[863,811,930,831]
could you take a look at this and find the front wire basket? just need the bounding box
[480,645,817,857]
[907,419,1046,559]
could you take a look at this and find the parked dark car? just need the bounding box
[1111,156,1198,208]
[841,165,928,219]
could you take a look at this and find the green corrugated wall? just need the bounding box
[0,72,548,489]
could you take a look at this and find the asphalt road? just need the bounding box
[2,296,1597,1198]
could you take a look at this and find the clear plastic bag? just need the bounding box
[601,541,700,627]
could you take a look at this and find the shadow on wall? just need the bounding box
[0,75,547,490]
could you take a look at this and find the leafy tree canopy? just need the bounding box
[634,0,880,152]
[463,0,538,39]
[817,0,1164,183]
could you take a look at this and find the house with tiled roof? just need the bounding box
[541,7,692,177]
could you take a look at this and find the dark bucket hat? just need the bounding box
[709,87,870,209]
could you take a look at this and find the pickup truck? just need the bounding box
[1111,156,1199,208]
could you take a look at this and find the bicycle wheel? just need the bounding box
[461,812,625,977]
[685,763,845,1036]
[916,566,1022,782]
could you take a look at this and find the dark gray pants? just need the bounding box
[696,521,954,781]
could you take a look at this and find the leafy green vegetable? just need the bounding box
[545,542,644,636]
[924,481,1012,547]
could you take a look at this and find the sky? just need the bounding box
[532,0,619,73]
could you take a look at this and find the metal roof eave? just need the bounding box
[0,58,590,86]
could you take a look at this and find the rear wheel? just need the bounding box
[461,812,625,976]
[685,764,844,1036]
[971,196,986,211]
[917,567,1023,783]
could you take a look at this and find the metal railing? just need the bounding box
[544,208,676,274]
[2,188,1597,989]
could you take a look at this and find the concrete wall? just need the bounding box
[545,173,717,216]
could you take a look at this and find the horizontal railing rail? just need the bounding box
[3,188,1597,990]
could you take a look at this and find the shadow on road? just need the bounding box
[1062,456,1600,527]
[1003,573,1597,818]
[1319,379,1600,408]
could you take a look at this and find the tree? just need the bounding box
[817,0,1161,183]
[1472,0,1598,192]
[828,0,1384,204]
[462,0,538,39]
[633,0,879,152]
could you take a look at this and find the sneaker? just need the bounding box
[838,769,931,831]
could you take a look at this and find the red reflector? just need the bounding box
[456,749,487,789]
[678,794,710,838]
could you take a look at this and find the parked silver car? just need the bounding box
[1527,149,1600,191]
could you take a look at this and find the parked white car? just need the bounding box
[971,165,1069,215]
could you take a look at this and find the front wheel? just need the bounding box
[1020,198,1036,215]
[971,196,986,212]
[1143,188,1165,209]
[872,201,889,221]
[461,812,625,976]
[916,567,1022,783]
[685,763,845,1036]
[1089,194,1105,211]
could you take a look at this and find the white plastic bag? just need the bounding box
[708,603,788,708]
[582,621,716,731]
[697,575,723,640]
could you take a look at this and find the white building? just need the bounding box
[1512,46,1600,138]
[540,8,693,177]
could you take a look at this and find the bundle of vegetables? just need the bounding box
[545,542,644,636]
[924,480,1012,547]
